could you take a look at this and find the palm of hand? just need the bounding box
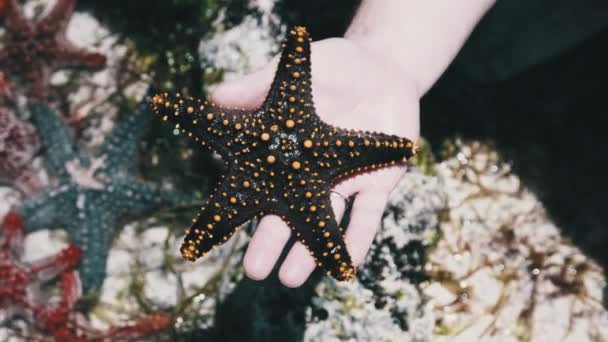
[211,37,420,287]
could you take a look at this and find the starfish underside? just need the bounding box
[0,0,106,101]
[152,26,416,280]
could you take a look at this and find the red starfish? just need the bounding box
[86,313,172,342]
[0,0,106,101]
[37,293,171,342]
[1,212,172,341]
[0,211,81,327]
[0,71,10,97]
[23,272,171,342]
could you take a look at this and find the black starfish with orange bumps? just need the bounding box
[0,0,106,101]
[152,26,417,281]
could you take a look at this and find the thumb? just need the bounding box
[210,58,278,109]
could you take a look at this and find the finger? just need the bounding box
[344,190,389,266]
[330,190,348,223]
[210,57,278,109]
[243,215,291,280]
[277,242,313,288]
[277,190,349,288]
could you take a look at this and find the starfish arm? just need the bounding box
[18,186,74,233]
[51,41,107,71]
[36,0,75,34]
[29,244,81,282]
[32,271,81,330]
[58,271,81,309]
[263,26,314,114]
[317,127,417,179]
[110,179,194,216]
[102,314,170,340]
[151,92,250,156]
[27,63,52,101]
[98,90,155,175]
[285,183,355,280]
[1,212,24,252]
[29,103,78,179]
[69,213,113,294]
[3,0,33,34]
[180,176,257,261]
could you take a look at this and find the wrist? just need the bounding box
[343,34,419,93]
[344,0,497,95]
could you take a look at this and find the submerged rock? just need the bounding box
[427,141,608,341]
[305,170,443,342]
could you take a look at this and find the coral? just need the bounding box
[0,107,41,194]
[0,0,106,101]
[18,90,193,294]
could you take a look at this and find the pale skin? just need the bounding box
[211,0,497,287]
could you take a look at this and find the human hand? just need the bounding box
[211,37,420,287]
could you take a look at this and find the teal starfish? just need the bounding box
[17,90,192,294]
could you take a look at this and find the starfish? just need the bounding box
[17,91,193,294]
[42,305,171,342]
[1,213,171,341]
[0,211,81,327]
[0,0,106,101]
[151,26,417,281]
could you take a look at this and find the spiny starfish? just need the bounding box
[18,91,192,294]
[0,0,106,101]
[0,211,81,327]
[152,26,417,281]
